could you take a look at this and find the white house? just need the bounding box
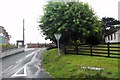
[105,25,120,43]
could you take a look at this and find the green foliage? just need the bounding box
[39,0,103,45]
[0,44,16,51]
[102,17,120,27]
[85,32,104,45]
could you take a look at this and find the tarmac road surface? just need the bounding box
[1,48,51,79]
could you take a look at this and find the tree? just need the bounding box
[39,0,103,47]
[102,17,120,27]
[102,17,120,31]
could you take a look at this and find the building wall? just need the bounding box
[105,30,120,43]
[0,36,3,44]
[118,32,120,42]
[0,36,8,44]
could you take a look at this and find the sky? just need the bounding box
[0,0,119,44]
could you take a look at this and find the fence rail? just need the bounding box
[60,42,120,58]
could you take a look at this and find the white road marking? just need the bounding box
[24,48,35,51]
[16,59,22,64]
[25,52,35,58]
[1,50,35,75]
[35,64,41,70]
[11,65,27,78]
[10,49,42,77]
[41,69,43,71]
[2,65,13,74]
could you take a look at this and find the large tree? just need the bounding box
[39,0,103,46]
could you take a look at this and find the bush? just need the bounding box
[85,32,103,45]
[0,44,17,51]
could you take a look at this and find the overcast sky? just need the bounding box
[0,0,119,44]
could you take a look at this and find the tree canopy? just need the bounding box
[39,0,103,45]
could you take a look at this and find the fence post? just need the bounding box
[64,44,66,54]
[76,46,78,55]
[75,44,78,55]
[107,42,110,57]
[90,45,92,56]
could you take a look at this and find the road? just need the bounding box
[1,48,51,79]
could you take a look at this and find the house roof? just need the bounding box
[0,26,9,39]
[104,25,120,37]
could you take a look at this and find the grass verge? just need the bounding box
[42,48,120,79]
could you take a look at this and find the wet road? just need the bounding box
[1,48,51,79]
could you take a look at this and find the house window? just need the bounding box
[111,35,113,40]
[114,33,116,39]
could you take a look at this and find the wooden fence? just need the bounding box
[60,42,120,58]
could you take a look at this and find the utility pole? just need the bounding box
[23,19,25,47]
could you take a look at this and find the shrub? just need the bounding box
[0,44,17,51]
[85,32,104,45]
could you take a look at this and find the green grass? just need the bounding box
[42,48,120,79]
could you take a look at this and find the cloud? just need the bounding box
[0,0,119,44]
